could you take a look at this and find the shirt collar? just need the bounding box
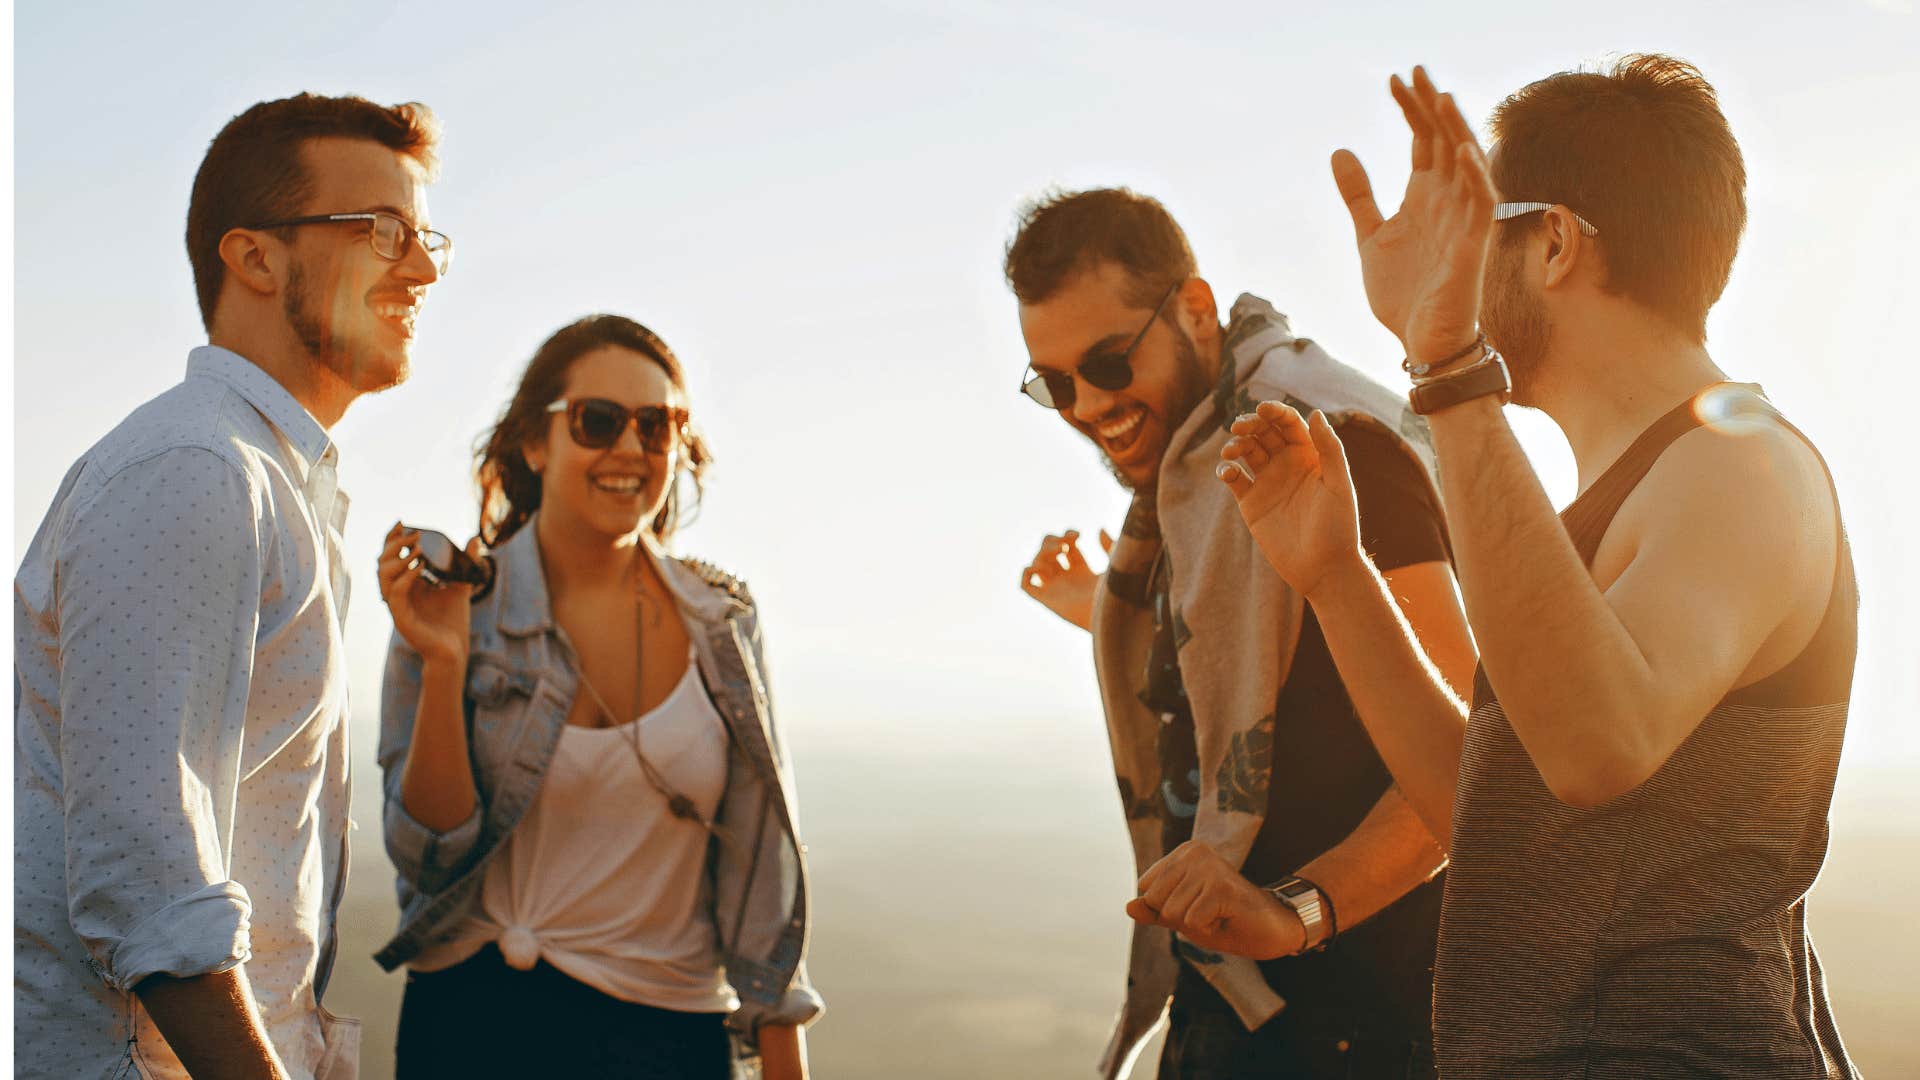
[493,516,739,638]
[187,345,336,471]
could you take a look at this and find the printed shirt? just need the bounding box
[1140,421,1450,1038]
[14,346,359,1079]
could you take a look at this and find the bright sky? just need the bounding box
[13,0,1917,819]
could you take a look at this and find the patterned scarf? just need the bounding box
[1093,294,1436,1078]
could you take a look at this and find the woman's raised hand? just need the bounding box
[377,522,478,667]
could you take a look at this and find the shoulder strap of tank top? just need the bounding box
[1470,385,1721,708]
[1558,383,1756,565]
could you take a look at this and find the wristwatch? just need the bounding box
[1265,875,1336,953]
[1409,349,1512,415]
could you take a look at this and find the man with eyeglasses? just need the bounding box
[15,93,448,1080]
[1166,57,1861,1078]
[1009,188,1475,1079]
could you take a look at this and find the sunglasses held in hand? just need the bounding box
[401,526,496,599]
[546,398,689,452]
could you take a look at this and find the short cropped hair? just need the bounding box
[1004,187,1196,307]
[1490,54,1745,340]
[186,93,441,330]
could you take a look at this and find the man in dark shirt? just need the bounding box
[1011,187,1475,1079]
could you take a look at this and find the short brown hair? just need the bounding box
[1004,187,1196,307]
[476,315,713,549]
[1489,54,1745,340]
[186,93,441,330]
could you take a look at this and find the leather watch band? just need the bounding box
[1410,352,1512,415]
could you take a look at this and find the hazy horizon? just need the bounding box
[326,716,1920,1077]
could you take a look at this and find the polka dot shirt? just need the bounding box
[15,346,358,1079]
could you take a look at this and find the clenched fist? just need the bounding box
[1126,839,1307,961]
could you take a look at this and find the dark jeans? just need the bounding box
[396,944,731,1079]
[1158,991,1437,1080]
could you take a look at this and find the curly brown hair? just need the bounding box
[476,315,712,548]
[1003,187,1196,308]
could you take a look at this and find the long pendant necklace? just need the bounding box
[572,577,708,828]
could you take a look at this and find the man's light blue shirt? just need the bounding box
[14,346,360,1079]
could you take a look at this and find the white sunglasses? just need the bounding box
[1494,202,1599,237]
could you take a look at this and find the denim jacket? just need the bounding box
[373,518,822,1057]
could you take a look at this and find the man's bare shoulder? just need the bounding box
[1606,397,1838,608]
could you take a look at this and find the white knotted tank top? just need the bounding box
[410,652,737,1013]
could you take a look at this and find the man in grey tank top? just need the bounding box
[1150,56,1860,1078]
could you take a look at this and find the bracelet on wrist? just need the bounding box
[1402,331,1485,379]
[1412,348,1495,387]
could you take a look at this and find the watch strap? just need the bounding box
[1410,352,1512,415]
[1266,875,1335,952]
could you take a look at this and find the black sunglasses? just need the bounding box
[544,398,688,452]
[1019,282,1179,410]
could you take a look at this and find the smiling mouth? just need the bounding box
[1094,406,1149,458]
[589,474,647,496]
[370,299,420,337]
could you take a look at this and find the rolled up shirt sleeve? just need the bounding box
[767,959,826,1028]
[377,629,482,893]
[54,448,263,991]
[729,958,826,1051]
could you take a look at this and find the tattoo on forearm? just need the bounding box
[1215,713,1276,814]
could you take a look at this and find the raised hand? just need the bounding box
[1125,839,1305,961]
[1217,403,1364,601]
[377,522,476,666]
[1019,528,1112,632]
[1334,66,1498,367]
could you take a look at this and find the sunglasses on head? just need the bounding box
[545,398,688,452]
[1019,282,1179,410]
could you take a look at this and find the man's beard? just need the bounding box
[1481,238,1551,404]
[283,261,404,394]
[1100,325,1209,493]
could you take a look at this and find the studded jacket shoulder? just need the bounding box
[677,554,754,607]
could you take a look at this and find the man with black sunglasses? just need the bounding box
[15,93,445,1079]
[1009,187,1475,1080]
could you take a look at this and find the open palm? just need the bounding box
[1218,403,1361,600]
[1335,67,1498,366]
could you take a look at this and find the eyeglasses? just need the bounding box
[246,211,455,275]
[545,398,688,453]
[1019,282,1179,410]
[1493,202,1599,237]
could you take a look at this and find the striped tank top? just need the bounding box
[1434,385,1860,1079]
